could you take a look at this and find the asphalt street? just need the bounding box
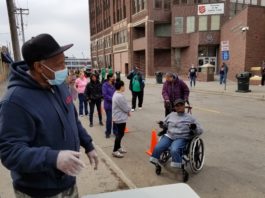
[0,78,265,197]
[88,80,265,198]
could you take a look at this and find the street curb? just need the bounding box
[94,144,137,189]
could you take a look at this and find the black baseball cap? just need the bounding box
[22,33,73,66]
[174,99,185,106]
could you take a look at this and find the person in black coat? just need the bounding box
[84,73,103,127]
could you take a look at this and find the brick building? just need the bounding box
[89,0,265,80]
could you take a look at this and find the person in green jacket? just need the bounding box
[101,66,106,83]
[108,66,113,75]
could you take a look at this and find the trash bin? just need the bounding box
[236,72,252,92]
[155,72,163,84]
[115,71,121,80]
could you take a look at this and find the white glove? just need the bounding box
[56,150,85,176]
[86,149,99,170]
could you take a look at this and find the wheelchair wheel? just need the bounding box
[189,136,205,173]
[155,165,162,175]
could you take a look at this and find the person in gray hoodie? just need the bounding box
[112,80,131,158]
[150,99,203,179]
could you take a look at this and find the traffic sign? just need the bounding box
[222,51,229,61]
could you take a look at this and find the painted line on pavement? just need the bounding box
[94,144,137,189]
[193,106,221,114]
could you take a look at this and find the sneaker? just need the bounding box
[112,151,124,158]
[99,121,104,126]
[139,107,142,110]
[118,147,127,153]
[89,123,93,127]
[80,115,84,117]
[131,109,135,112]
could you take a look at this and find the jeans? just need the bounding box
[151,136,188,168]
[113,123,126,152]
[219,74,224,84]
[261,74,265,86]
[89,99,102,124]
[105,109,117,136]
[131,90,144,109]
[78,93,88,116]
[189,76,196,87]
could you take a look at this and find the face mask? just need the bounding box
[41,63,68,85]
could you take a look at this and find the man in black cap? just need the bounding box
[150,99,203,181]
[0,34,98,197]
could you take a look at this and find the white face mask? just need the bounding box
[41,63,68,85]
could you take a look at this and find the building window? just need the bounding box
[186,16,195,33]
[261,0,265,6]
[251,0,257,5]
[173,0,180,4]
[211,15,220,30]
[155,24,171,37]
[164,0,171,9]
[199,16,207,31]
[175,17,184,34]
[154,0,162,8]
[134,0,146,14]
[182,0,188,4]
[245,0,250,4]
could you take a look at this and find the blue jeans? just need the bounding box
[78,93,88,116]
[105,109,117,136]
[150,136,188,168]
[189,76,196,87]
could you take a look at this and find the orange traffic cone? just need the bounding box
[146,129,158,156]
[124,127,129,133]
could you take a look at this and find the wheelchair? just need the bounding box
[153,106,205,182]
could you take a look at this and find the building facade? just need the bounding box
[89,0,265,80]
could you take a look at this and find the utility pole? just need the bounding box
[14,8,29,44]
[6,0,21,61]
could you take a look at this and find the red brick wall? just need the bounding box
[245,6,265,71]
[220,7,248,81]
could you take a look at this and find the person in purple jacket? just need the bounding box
[102,74,117,138]
[162,72,190,116]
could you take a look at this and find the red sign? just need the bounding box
[199,5,206,14]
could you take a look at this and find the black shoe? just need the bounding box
[99,121,104,126]
[105,134,110,138]
[89,123,93,127]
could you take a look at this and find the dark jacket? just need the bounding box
[84,78,102,101]
[0,61,94,197]
[162,77,190,102]
[127,70,145,91]
[102,81,115,110]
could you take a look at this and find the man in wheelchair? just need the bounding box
[149,99,203,181]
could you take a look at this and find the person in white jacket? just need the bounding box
[150,99,203,179]
[112,80,131,158]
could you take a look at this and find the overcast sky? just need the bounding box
[0,0,90,59]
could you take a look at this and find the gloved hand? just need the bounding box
[157,121,164,129]
[86,149,99,170]
[165,101,171,109]
[158,128,167,136]
[56,150,86,176]
[190,123,197,130]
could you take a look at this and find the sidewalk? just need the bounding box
[145,76,265,100]
[0,81,131,197]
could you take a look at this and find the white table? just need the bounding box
[83,183,200,198]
